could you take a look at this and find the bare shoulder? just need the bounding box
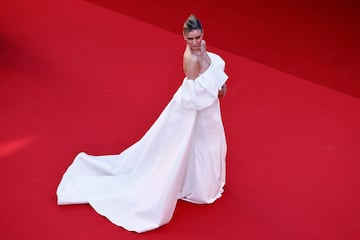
[183,50,200,80]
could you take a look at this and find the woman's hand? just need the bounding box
[192,39,207,56]
[218,83,227,98]
[200,39,207,54]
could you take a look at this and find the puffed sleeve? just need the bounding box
[173,53,228,110]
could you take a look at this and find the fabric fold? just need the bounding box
[173,52,228,110]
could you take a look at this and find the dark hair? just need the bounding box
[183,14,203,33]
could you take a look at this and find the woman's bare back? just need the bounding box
[183,41,211,80]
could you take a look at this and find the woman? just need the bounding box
[57,14,228,233]
[183,15,227,97]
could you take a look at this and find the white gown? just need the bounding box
[56,52,228,233]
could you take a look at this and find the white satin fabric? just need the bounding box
[56,52,228,233]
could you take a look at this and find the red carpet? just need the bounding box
[87,0,360,99]
[1,0,359,239]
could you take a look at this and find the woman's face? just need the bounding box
[184,29,203,50]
